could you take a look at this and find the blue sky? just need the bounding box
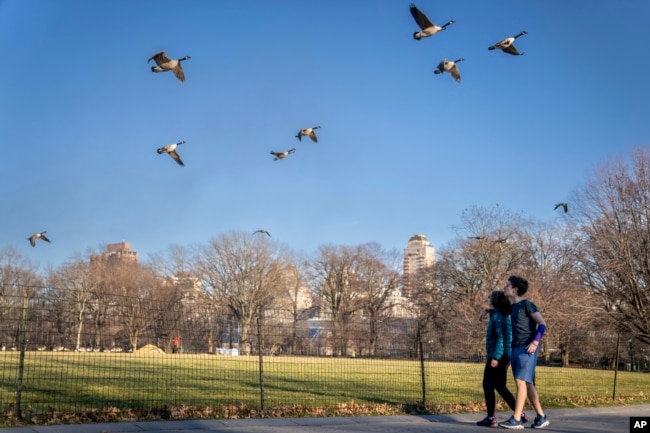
[1,0,649,270]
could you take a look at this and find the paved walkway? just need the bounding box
[1,405,648,433]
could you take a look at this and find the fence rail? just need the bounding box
[0,285,648,421]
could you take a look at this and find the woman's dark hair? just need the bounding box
[490,290,512,316]
[508,275,528,296]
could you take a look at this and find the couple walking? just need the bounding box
[477,275,550,429]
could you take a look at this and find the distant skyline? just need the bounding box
[1,1,648,270]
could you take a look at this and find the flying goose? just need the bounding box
[148,51,191,82]
[157,140,186,166]
[488,31,528,55]
[270,148,296,160]
[28,231,50,247]
[434,58,464,82]
[409,3,455,40]
[296,126,321,143]
[468,236,486,240]
[253,229,271,237]
[554,202,568,213]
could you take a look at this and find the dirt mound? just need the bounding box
[135,344,165,354]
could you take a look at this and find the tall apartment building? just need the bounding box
[402,234,435,298]
[90,241,138,265]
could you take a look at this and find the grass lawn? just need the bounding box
[1,352,648,424]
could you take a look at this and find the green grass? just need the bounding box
[1,352,648,425]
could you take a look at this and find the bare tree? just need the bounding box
[85,249,125,349]
[108,262,161,351]
[309,244,362,356]
[0,248,42,348]
[0,247,41,292]
[433,205,532,359]
[270,251,315,355]
[149,244,194,277]
[354,243,400,356]
[148,244,197,352]
[572,147,650,346]
[441,205,530,315]
[47,258,99,350]
[150,275,188,352]
[408,265,444,322]
[519,223,604,366]
[195,231,285,355]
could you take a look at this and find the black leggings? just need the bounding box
[482,357,516,416]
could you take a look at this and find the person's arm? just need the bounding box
[527,311,547,353]
[491,316,505,367]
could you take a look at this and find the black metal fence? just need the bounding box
[0,285,648,421]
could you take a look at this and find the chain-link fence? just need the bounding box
[0,285,648,420]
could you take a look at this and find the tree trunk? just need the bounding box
[241,322,250,355]
[130,334,138,352]
[207,327,213,353]
[75,308,84,350]
[368,315,377,356]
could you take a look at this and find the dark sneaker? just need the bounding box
[477,416,497,427]
[521,412,529,424]
[499,416,524,429]
[531,415,549,429]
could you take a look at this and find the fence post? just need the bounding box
[257,317,265,410]
[15,286,29,418]
[417,323,426,405]
[612,332,620,399]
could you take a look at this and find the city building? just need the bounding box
[167,271,202,301]
[402,234,435,298]
[90,241,138,265]
[270,265,315,322]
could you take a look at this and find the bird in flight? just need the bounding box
[270,148,296,160]
[28,231,50,247]
[409,3,455,40]
[157,140,186,166]
[554,202,568,213]
[148,51,191,82]
[434,58,465,83]
[468,235,486,240]
[253,230,271,237]
[488,31,528,56]
[296,126,321,143]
